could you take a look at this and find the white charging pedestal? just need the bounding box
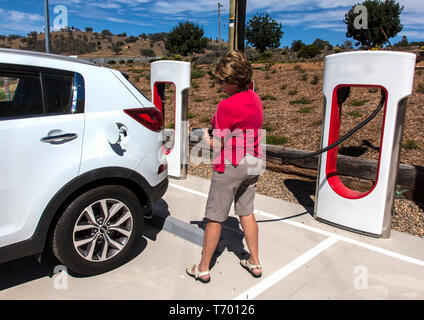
[151,61,191,179]
[314,51,416,238]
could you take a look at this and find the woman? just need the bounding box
[186,50,264,283]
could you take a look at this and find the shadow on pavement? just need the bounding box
[0,216,165,291]
[283,179,316,216]
[191,217,252,270]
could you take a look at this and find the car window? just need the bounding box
[126,77,151,102]
[44,73,75,114]
[0,72,43,118]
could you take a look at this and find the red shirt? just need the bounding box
[211,89,264,173]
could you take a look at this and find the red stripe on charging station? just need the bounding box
[326,85,389,200]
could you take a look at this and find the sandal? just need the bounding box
[240,259,262,278]
[186,264,210,283]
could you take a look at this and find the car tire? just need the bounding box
[51,185,143,276]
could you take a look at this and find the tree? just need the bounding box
[312,38,333,51]
[394,35,409,48]
[291,40,305,52]
[100,29,113,39]
[297,44,322,58]
[111,41,123,55]
[245,13,283,53]
[344,0,404,48]
[340,40,354,49]
[85,27,93,32]
[165,22,208,56]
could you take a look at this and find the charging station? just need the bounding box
[314,51,416,238]
[151,60,191,179]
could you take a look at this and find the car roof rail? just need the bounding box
[0,48,98,67]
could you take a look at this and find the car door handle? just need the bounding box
[41,133,78,143]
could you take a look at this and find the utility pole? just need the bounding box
[228,0,236,50]
[44,0,51,53]
[218,3,224,42]
[236,0,246,52]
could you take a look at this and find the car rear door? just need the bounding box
[0,66,85,246]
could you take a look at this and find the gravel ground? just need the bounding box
[188,161,424,239]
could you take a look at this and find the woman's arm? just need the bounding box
[203,128,225,151]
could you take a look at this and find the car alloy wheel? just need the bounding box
[72,198,133,262]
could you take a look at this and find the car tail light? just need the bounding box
[124,108,163,132]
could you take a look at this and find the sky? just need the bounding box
[0,0,423,48]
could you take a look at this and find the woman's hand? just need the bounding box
[202,128,212,148]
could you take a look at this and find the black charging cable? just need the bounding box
[281,88,387,159]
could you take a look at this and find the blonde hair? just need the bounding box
[214,50,252,90]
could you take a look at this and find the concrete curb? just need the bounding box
[148,206,247,248]
[149,210,205,247]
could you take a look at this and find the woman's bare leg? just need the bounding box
[239,214,261,275]
[190,220,222,280]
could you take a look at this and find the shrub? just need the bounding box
[349,99,369,106]
[259,50,274,61]
[289,97,311,105]
[297,44,322,58]
[245,47,260,62]
[288,89,298,96]
[140,48,156,57]
[403,139,420,149]
[297,107,314,114]
[260,94,277,101]
[192,97,206,103]
[191,69,206,79]
[310,74,320,85]
[263,121,275,132]
[266,135,289,145]
[293,65,304,72]
[197,53,218,65]
[347,110,363,117]
[417,83,424,94]
[125,36,138,43]
[261,63,272,72]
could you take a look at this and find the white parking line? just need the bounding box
[169,182,424,268]
[234,236,339,300]
[256,209,424,268]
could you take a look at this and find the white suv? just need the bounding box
[0,48,168,276]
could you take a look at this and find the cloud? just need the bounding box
[1,9,43,22]
[151,0,217,14]
[0,8,44,34]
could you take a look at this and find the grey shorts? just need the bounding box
[205,155,263,223]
